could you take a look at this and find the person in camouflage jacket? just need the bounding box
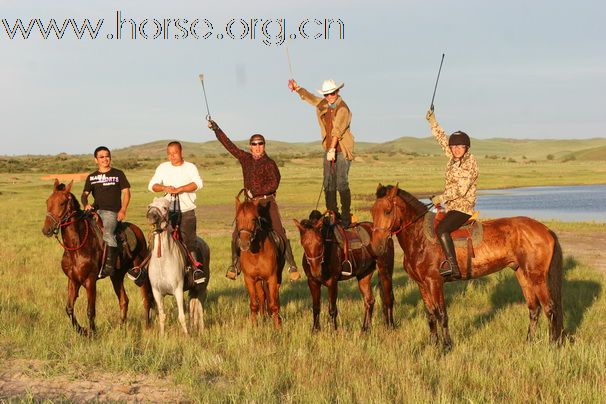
[426,109,479,279]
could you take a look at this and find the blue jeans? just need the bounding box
[98,210,118,247]
[323,152,351,192]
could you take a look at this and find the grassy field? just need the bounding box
[0,154,605,402]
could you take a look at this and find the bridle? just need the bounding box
[46,194,90,251]
[237,216,261,251]
[372,196,433,238]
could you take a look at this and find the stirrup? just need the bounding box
[288,266,301,281]
[193,269,206,285]
[127,266,148,286]
[341,260,353,276]
[439,260,460,279]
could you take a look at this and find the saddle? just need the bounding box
[425,211,483,278]
[332,223,374,276]
[91,213,136,262]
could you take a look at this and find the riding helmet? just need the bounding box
[448,131,471,147]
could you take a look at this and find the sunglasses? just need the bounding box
[323,91,338,97]
[250,141,265,146]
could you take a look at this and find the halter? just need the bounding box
[304,245,325,266]
[46,195,91,251]
[372,196,432,237]
[237,217,260,244]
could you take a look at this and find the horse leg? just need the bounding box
[83,278,97,335]
[377,244,395,328]
[139,281,154,330]
[429,281,452,350]
[66,278,85,335]
[417,283,439,345]
[151,288,166,336]
[357,274,375,332]
[266,277,282,329]
[308,278,322,332]
[255,281,267,319]
[110,275,129,324]
[327,280,339,330]
[244,276,260,326]
[514,270,542,341]
[189,297,204,334]
[175,287,188,335]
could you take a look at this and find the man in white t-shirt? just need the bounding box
[148,141,205,283]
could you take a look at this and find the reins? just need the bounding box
[373,198,434,236]
[49,209,91,251]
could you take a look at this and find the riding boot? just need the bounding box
[325,190,338,215]
[438,232,461,279]
[190,250,206,285]
[339,189,352,228]
[284,239,301,281]
[225,238,240,280]
[100,246,118,278]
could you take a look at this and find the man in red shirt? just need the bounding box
[208,120,300,281]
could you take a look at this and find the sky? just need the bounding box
[1,0,604,155]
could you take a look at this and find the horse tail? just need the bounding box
[547,230,564,343]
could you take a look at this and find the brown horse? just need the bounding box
[370,184,563,349]
[294,211,395,331]
[42,179,154,335]
[235,192,284,328]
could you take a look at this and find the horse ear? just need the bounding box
[235,197,241,210]
[376,183,383,192]
[53,178,60,189]
[313,217,323,230]
[293,219,304,233]
[65,180,74,193]
[387,184,399,198]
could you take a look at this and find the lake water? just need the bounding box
[475,185,606,223]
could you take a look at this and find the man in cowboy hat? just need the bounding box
[288,78,355,227]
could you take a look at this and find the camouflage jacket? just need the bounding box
[431,122,479,215]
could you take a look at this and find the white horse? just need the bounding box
[146,197,210,335]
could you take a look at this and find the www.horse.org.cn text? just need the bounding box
[1,11,345,46]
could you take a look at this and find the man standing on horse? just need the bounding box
[426,109,479,279]
[288,78,355,227]
[81,146,130,278]
[207,119,301,281]
[148,141,205,284]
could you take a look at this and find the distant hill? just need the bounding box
[112,136,606,161]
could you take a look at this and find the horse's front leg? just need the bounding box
[430,280,452,350]
[110,274,129,324]
[418,282,439,346]
[175,285,188,335]
[65,278,85,335]
[151,288,166,336]
[266,276,282,329]
[255,281,267,318]
[308,278,322,332]
[357,273,375,332]
[244,276,260,326]
[139,281,154,330]
[83,277,97,335]
[327,279,339,330]
[377,240,395,328]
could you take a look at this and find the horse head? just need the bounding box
[147,197,171,231]
[294,215,325,278]
[370,183,403,256]
[235,197,262,252]
[42,179,77,237]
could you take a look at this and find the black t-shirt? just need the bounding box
[83,168,130,212]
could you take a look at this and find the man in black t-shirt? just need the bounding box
[81,146,131,278]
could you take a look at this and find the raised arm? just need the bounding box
[208,120,247,160]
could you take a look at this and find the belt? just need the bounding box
[251,193,275,201]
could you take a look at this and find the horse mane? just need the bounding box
[376,185,426,215]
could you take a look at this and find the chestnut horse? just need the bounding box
[235,191,284,328]
[42,180,154,335]
[370,184,563,349]
[294,211,395,331]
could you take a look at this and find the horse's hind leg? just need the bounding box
[514,269,541,341]
[357,274,375,332]
[139,281,154,330]
[110,276,129,324]
[189,296,204,334]
[327,281,339,330]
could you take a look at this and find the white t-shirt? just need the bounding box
[148,161,203,212]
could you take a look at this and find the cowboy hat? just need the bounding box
[317,79,344,95]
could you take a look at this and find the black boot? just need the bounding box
[438,232,461,279]
[100,246,118,278]
[325,190,338,215]
[190,250,206,285]
[284,239,301,280]
[225,238,240,280]
[339,189,352,228]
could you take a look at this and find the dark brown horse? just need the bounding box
[294,211,395,332]
[42,179,154,335]
[370,184,563,348]
[235,192,284,328]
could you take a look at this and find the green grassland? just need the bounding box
[0,150,605,402]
